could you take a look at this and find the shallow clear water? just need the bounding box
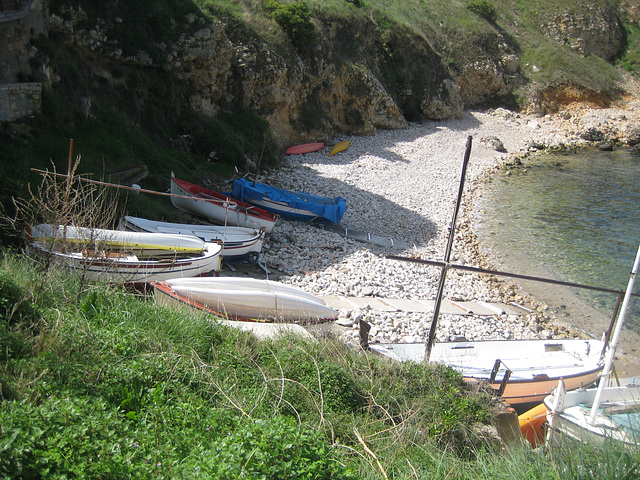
[475,148,640,335]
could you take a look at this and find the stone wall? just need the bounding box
[0,82,42,120]
[0,0,46,121]
[0,0,47,83]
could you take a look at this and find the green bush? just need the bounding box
[466,0,497,23]
[264,1,316,49]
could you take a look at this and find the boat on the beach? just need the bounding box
[119,215,265,264]
[329,140,350,156]
[373,136,614,407]
[27,239,222,284]
[369,338,605,406]
[285,142,325,155]
[28,223,208,257]
[170,175,279,233]
[230,177,347,225]
[544,245,640,447]
[152,276,338,323]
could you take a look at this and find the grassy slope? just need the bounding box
[0,252,492,478]
[3,251,640,478]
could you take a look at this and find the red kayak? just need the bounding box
[285,142,325,155]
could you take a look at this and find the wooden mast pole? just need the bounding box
[424,135,473,360]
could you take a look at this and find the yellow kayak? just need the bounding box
[329,140,350,156]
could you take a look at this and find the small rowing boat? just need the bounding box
[170,174,279,233]
[28,223,207,256]
[119,216,265,264]
[28,241,222,284]
[152,276,338,323]
[369,338,604,406]
[230,177,346,225]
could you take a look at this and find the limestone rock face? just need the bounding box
[541,4,624,60]
[167,19,233,117]
[14,2,631,144]
[456,61,511,108]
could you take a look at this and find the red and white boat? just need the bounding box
[170,174,279,233]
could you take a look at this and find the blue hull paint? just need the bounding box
[230,178,346,225]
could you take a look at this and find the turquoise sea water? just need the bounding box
[474,148,640,335]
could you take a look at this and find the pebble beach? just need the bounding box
[249,95,640,369]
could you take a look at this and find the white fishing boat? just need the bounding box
[152,276,337,323]
[369,338,605,406]
[545,379,640,446]
[545,245,640,447]
[119,216,264,263]
[371,137,615,406]
[170,175,279,233]
[28,223,207,256]
[28,241,223,284]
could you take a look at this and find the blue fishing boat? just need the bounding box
[231,177,346,225]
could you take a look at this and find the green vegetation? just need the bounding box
[466,0,498,23]
[0,250,484,478]
[617,15,640,74]
[2,249,640,478]
[264,1,316,50]
[3,0,639,226]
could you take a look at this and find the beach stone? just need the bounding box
[251,102,640,348]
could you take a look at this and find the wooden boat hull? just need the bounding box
[369,339,605,406]
[119,216,264,263]
[28,242,222,284]
[29,224,207,256]
[231,178,346,225]
[285,142,325,155]
[170,176,278,233]
[153,277,337,323]
[545,383,640,446]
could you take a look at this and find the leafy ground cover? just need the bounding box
[1,250,640,479]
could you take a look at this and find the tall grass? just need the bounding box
[2,249,640,478]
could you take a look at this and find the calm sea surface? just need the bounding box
[474,148,640,335]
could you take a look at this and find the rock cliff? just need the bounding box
[2,1,635,146]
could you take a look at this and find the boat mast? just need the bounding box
[589,243,640,425]
[424,135,473,360]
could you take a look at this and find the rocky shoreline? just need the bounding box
[249,85,640,371]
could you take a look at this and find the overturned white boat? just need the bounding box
[152,276,337,323]
[28,223,207,257]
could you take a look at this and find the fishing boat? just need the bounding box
[230,177,346,225]
[28,223,208,257]
[119,216,265,264]
[152,276,338,323]
[370,136,625,407]
[285,143,325,155]
[544,245,640,447]
[369,338,605,406]
[170,175,279,233]
[27,240,222,284]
